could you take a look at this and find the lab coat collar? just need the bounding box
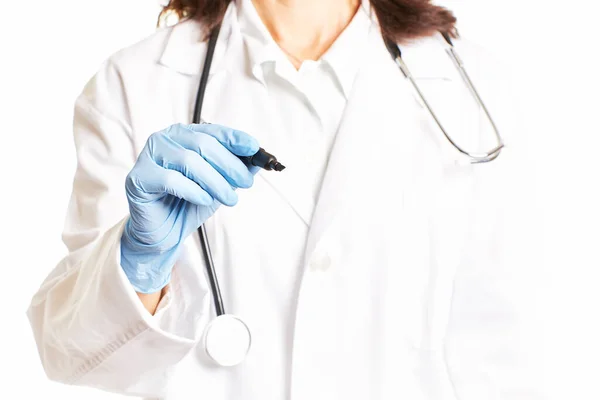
[157,0,455,81]
[235,0,283,85]
[237,0,374,98]
[158,0,456,81]
[157,2,237,77]
[320,3,373,98]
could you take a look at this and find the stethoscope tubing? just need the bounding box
[193,25,226,317]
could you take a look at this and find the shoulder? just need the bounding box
[87,17,208,84]
[109,26,173,67]
[80,25,173,92]
[108,18,203,74]
[73,21,178,125]
[77,18,206,109]
[448,36,526,165]
[403,33,522,155]
[399,33,507,81]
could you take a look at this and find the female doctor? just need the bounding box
[28,0,543,398]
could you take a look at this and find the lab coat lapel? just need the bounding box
[303,31,404,260]
[304,29,475,286]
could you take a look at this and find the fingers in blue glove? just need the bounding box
[184,123,260,157]
[143,138,236,207]
[127,154,215,207]
[166,124,256,188]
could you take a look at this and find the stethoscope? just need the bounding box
[193,24,505,367]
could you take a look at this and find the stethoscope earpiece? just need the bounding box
[202,314,251,367]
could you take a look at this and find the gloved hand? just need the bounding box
[120,123,260,294]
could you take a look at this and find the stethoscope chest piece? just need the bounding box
[202,314,251,367]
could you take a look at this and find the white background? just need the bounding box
[1,0,599,398]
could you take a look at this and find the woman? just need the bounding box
[27,0,542,398]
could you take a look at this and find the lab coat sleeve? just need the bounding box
[27,58,207,397]
[443,46,547,400]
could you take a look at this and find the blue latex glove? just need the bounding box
[120,123,260,293]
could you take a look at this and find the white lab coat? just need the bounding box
[27,4,544,400]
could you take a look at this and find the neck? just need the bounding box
[251,0,361,68]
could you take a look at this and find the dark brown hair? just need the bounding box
[159,0,457,42]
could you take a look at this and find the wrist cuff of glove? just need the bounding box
[120,220,179,294]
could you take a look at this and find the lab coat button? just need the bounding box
[310,254,332,271]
